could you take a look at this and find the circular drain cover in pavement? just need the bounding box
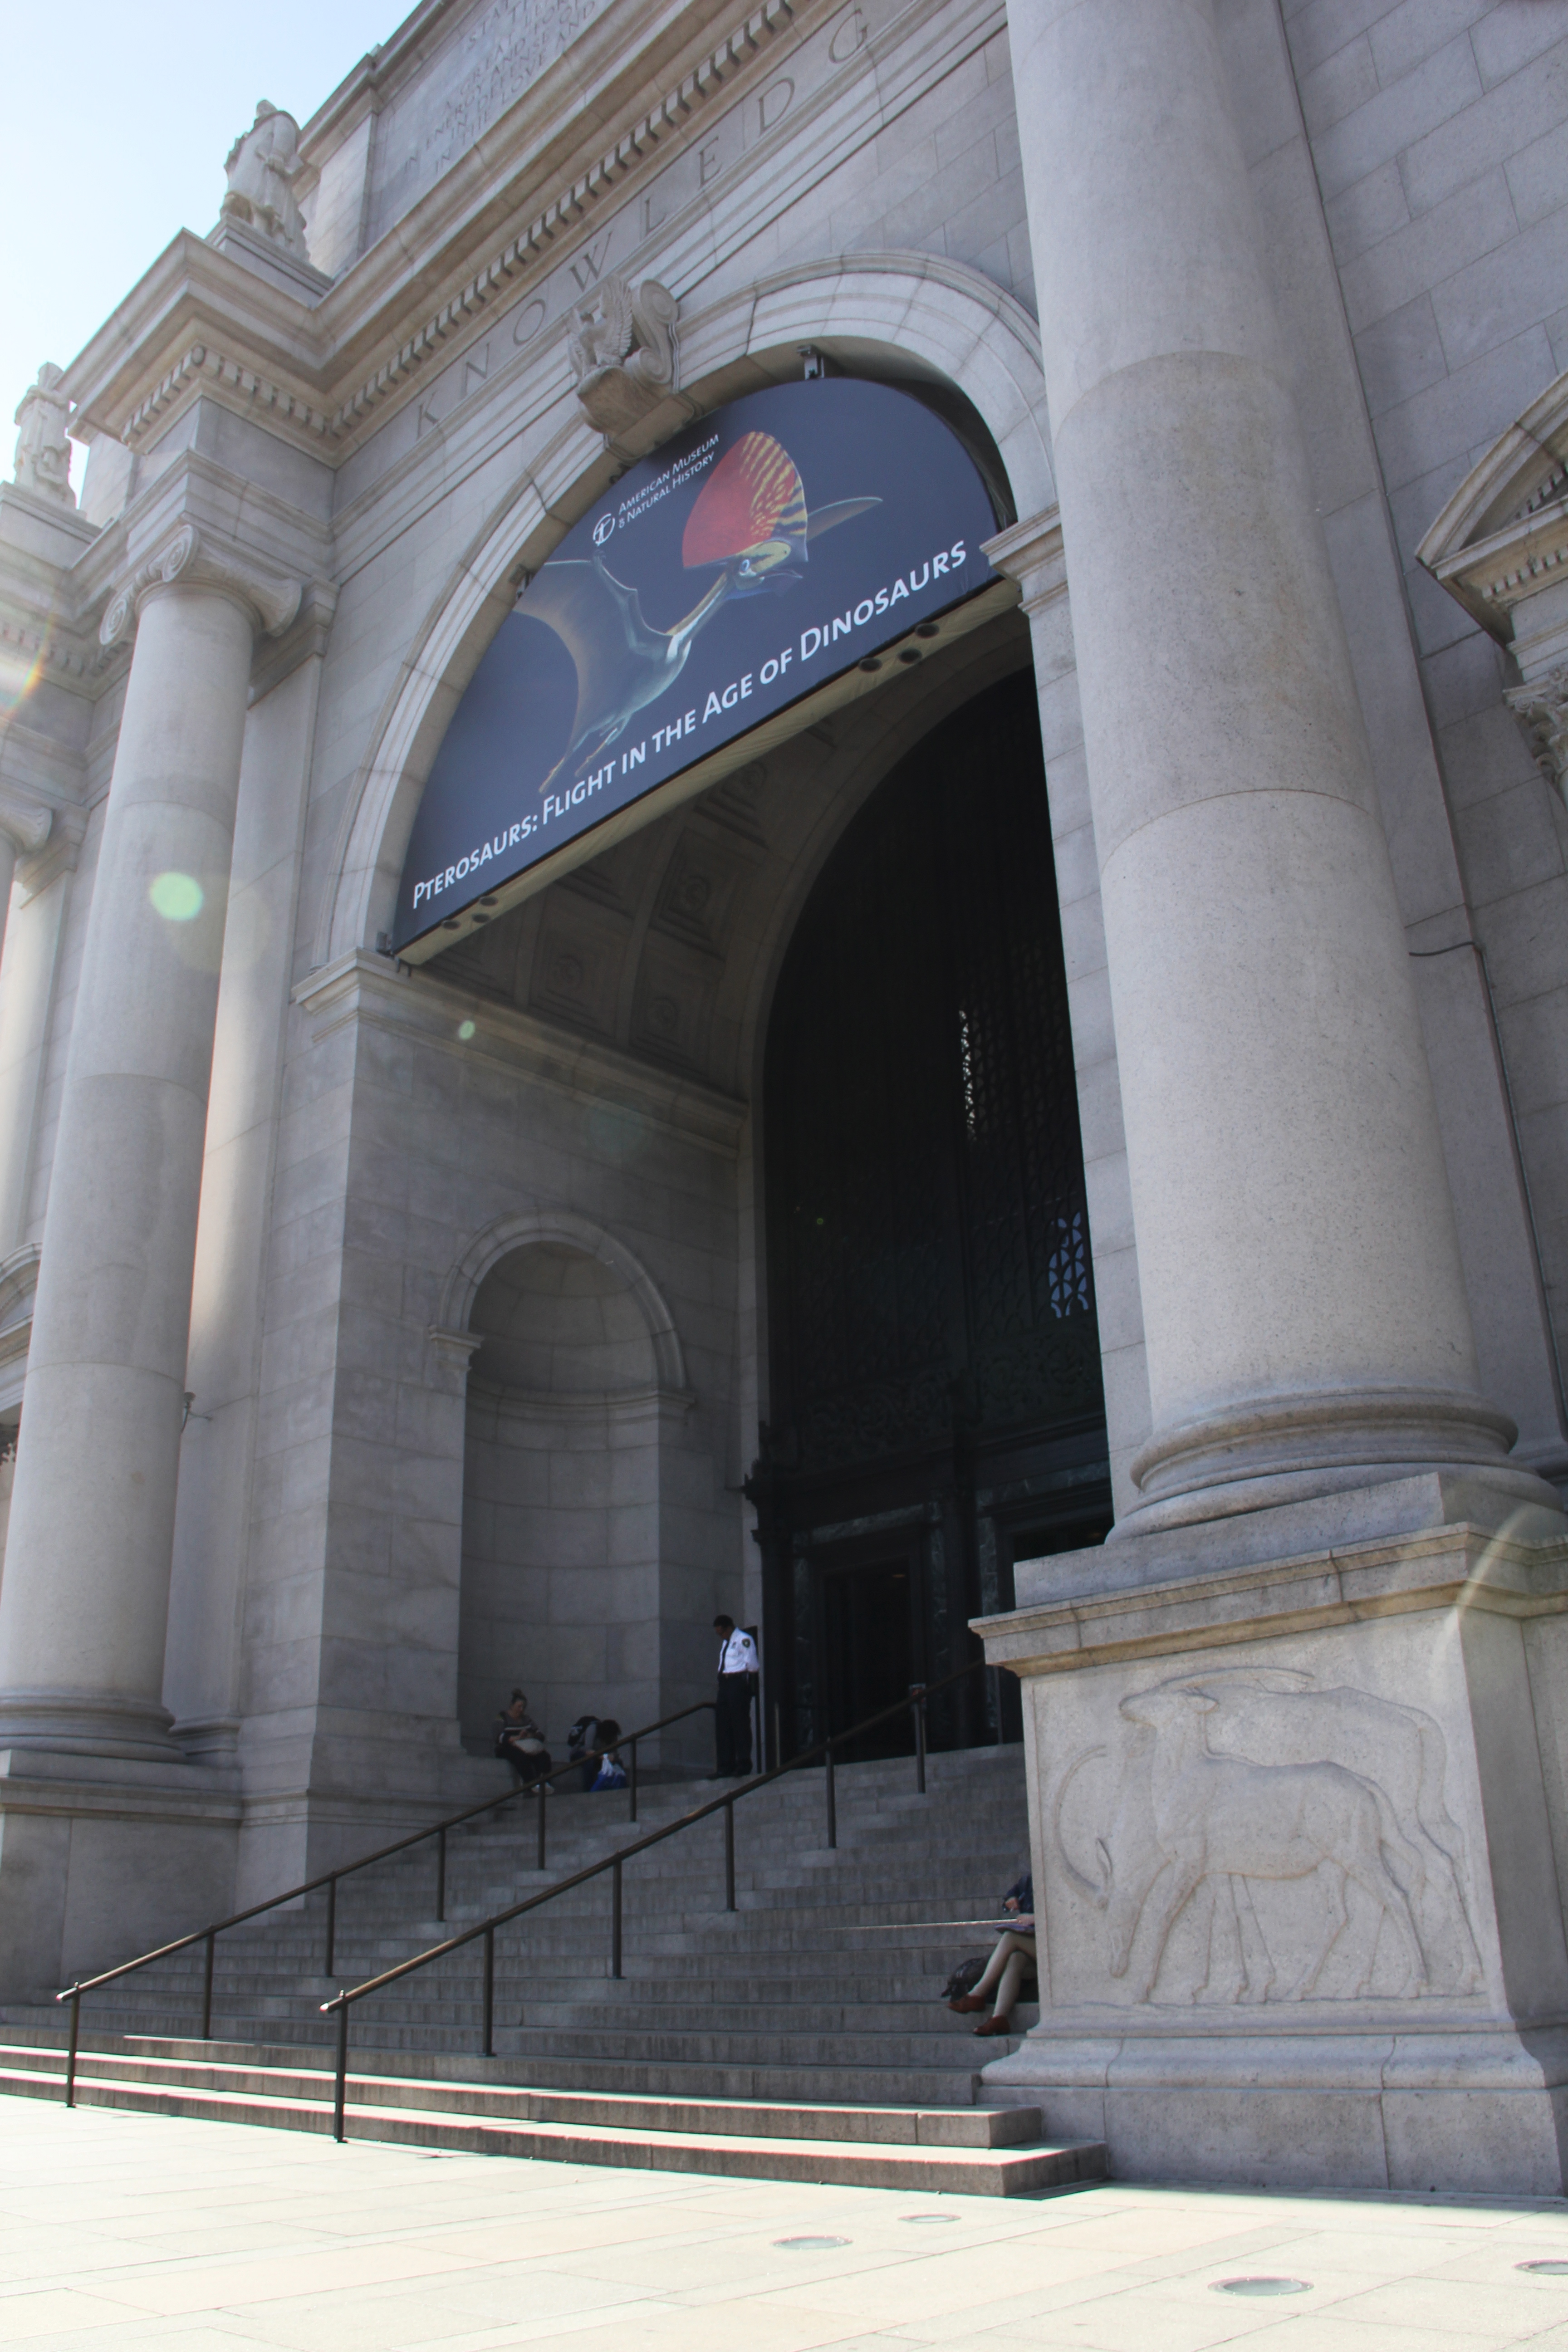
[775,2236,849,2250]
[1212,2278,1310,2298]
[1520,2261,1568,2274]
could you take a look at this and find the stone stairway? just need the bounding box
[0,1744,1106,2194]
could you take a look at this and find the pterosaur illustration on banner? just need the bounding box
[527,429,878,796]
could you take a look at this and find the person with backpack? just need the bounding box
[565,1713,603,1792]
[588,1720,627,1790]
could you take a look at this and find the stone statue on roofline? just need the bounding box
[11,364,75,507]
[221,102,310,261]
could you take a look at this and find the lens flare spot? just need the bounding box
[150,872,204,921]
[458,1019,476,1041]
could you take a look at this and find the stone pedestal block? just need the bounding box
[0,1751,239,2005]
[975,1480,1568,2191]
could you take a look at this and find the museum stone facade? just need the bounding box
[4,0,1568,2189]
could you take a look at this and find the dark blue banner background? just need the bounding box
[394,378,1000,949]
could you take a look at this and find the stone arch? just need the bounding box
[438,1206,689,1395]
[731,629,1035,1105]
[316,252,1054,970]
[446,1214,707,1753]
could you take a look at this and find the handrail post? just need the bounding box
[773,1700,782,1772]
[628,1736,638,1825]
[914,1684,927,1796]
[64,1990,80,2109]
[724,1798,735,1911]
[333,2004,348,2142]
[825,1740,837,1850]
[436,1825,446,1923]
[482,1926,495,2058]
[612,1856,622,1978]
[201,1931,215,2039]
[324,1874,337,1979]
[536,1777,547,1871]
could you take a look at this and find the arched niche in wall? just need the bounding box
[445,1210,707,1763]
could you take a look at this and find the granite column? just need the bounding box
[1009,0,1541,1528]
[0,527,297,1756]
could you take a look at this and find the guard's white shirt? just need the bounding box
[717,1629,759,1675]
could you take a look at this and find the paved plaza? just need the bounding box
[3,2096,1568,2350]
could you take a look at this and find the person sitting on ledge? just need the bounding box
[949,1870,1035,2037]
[495,1690,553,1793]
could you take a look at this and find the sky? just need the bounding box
[2,0,402,494]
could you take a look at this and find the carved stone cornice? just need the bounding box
[15,804,86,902]
[982,510,1065,615]
[1505,666,1568,804]
[427,1325,485,1384]
[0,609,110,688]
[1418,365,1568,647]
[99,524,302,648]
[67,0,799,463]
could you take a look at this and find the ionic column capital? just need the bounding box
[100,524,301,649]
[0,789,51,861]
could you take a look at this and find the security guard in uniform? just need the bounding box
[713,1613,759,1776]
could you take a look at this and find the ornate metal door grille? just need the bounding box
[757,672,1107,1749]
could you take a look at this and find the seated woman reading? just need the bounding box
[495,1690,553,1793]
[949,1872,1034,2037]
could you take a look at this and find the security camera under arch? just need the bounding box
[394,377,1001,951]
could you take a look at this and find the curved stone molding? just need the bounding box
[100,524,301,648]
[1419,364,1568,806]
[1121,1385,1547,1536]
[0,1243,40,1337]
[0,791,51,860]
[1417,363,1568,637]
[438,1206,689,1394]
[316,253,1051,967]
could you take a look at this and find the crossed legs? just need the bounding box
[950,1929,1037,2032]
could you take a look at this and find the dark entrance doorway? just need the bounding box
[820,1542,917,1760]
[750,670,1110,1759]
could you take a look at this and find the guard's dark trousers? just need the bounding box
[715,1675,753,1775]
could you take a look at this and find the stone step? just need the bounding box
[0,2043,1098,2196]
[0,2028,998,2108]
[21,1744,1035,2121]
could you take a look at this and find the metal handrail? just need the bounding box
[53,1694,716,2099]
[315,1655,987,2140]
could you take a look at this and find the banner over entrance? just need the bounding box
[392,378,1002,953]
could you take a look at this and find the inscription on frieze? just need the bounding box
[368,0,618,246]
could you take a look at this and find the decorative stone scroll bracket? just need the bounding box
[568,274,681,438]
[1505,667,1568,803]
[100,524,301,648]
[0,791,52,862]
